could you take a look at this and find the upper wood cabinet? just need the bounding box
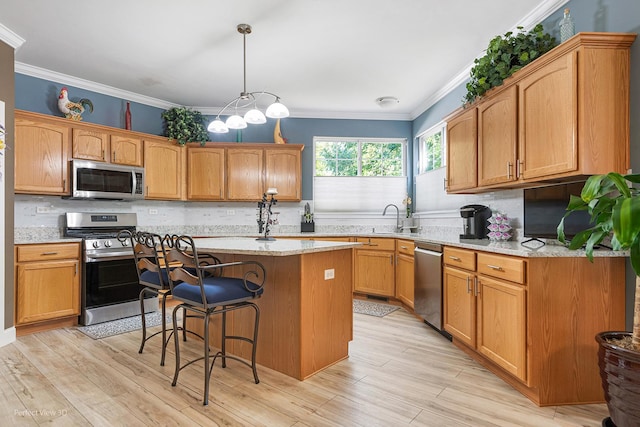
[110,134,143,166]
[446,32,636,194]
[187,146,225,201]
[144,139,184,200]
[226,148,264,201]
[72,127,109,162]
[477,85,518,187]
[15,112,71,195]
[446,107,477,192]
[265,147,302,201]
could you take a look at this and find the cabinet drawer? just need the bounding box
[396,239,414,256]
[355,237,396,251]
[17,243,80,262]
[444,247,475,270]
[477,252,525,284]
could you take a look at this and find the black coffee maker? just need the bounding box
[460,204,491,239]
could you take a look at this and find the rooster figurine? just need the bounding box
[58,87,93,121]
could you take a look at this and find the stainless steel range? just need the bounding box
[65,212,158,325]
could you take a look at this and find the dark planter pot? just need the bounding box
[596,331,640,427]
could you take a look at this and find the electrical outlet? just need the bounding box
[149,209,158,215]
[36,206,51,214]
[324,269,335,280]
[227,209,235,216]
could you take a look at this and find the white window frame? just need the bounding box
[417,120,447,175]
[313,137,408,213]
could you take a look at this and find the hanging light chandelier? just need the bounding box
[207,24,289,134]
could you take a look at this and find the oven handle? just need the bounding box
[85,252,135,263]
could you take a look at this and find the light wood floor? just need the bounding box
[0,308,609,426]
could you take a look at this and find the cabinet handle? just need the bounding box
[474,277,479,296]
[516,160,523,178]
[112,151,116,162]
[449,256,461,261]
[507,161,512,179]
[400,245,407,249]
[466,276,471,294]
[75,264,78,276]
[443,178,448,191]
[102,150,106,160]
[487,264,504,271]
[41,252,58,256]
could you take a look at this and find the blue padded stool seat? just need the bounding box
[172,277,264,305]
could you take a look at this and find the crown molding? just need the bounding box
[15,62,177,110]
[409,0,569,120]
[0,23,25,50]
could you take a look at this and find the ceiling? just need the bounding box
[1,0,564,120]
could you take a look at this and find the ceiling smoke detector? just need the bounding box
[375,96,399,108]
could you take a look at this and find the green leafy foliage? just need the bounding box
[161,107,209,146]
[315,141,403,177]
[464,24,557,105]
[557,173,640,276]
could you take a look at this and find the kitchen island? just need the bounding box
[184,237,361,380]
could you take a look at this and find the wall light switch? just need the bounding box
[227,209,235,216]
[324,268,335,280]
[149,209,158,215]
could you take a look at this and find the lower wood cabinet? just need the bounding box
[443,245,626,406]
[353,237,395,297]
[395,239,414,308]
[14,243,81,326]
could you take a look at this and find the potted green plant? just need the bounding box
[557,172,640,427]
[464,24,557,105]
[161,106,209,146]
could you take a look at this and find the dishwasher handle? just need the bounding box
[414,247,443,257]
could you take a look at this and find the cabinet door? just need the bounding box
[187,147,225,200]
[144,140,183,200]
[395,253,414,308]
[477,275,526,382]
[353,249,395,297]
[478,85,518,186]
[227,148,263,201]
[446,108,477,192]
[15,117,70,195]
[111,135,143,166]
[265,148,301,201]
[518,53,577,180]
[16,260,80,324]
[443,266,475,347]
[72,128,109,162]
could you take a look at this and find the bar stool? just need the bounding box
[162,234,265,405]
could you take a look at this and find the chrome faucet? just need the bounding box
[382,203,402,232]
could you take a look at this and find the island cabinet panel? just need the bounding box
[15,114,71,195]
[186,146,225,200]
[186,247,354,380]
[226,148,264,200]
[144,139,184,200]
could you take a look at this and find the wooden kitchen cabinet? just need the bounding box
[187,146,225,200]
[15,112,71,195]
[227,148,264,201]
[265,147,302,201]
[443,247,526,382]
[446,107,477,192]
[446,33,636,194]
[72,126,109,162]
[477,85,518,187]
[443,245,626,406]
[15,243,81,326]
[353,237,395,297]
[110,134,143,166]
[395,239,415,308]
[144,138,184,200]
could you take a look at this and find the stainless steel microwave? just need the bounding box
[69,159,144,200]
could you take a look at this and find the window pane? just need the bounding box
[421,130,443,172]
[361,142,403,176]
[316,141,358,176]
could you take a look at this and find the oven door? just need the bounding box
[84,257,141,308]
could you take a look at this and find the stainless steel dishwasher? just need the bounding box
[414,242,451,339]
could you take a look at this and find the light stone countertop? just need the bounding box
[193,237,361,256]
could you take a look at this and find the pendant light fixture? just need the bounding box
[208,24,289,134]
